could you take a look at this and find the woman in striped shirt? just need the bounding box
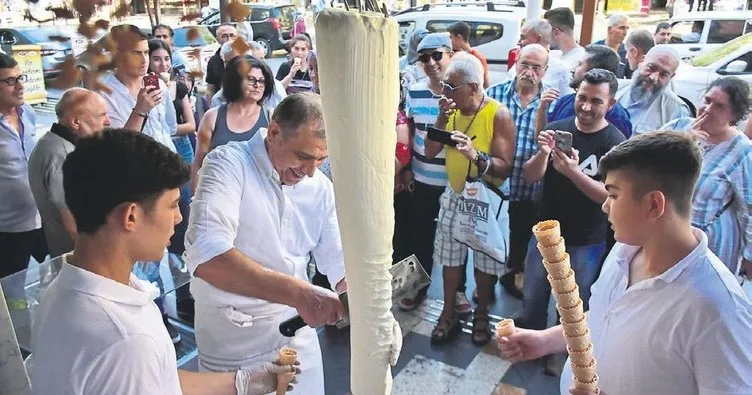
[661,77,752,276]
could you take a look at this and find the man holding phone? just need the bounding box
[99,25,178,152]
[520,69,625,359]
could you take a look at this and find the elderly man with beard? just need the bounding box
[615,46,690,135]
[536,44,633,139]
[485,44,549,300]
[521,69,625,373]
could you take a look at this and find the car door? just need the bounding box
[716,50,752,92]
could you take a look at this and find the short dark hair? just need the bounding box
[223,55,274,104]
[707,76,751,124]
[290,34,312,50]
[544,7,575,32]
[0,53,18,70]
[583,44,620,74]
[655,22,671,33]
[63,129,190,234]
[272,92,325,139]
[448,22,471,41]
[110,24,149,52]
[152,24,174,37]
[582,68,618,97]
[599,131,702,217]
[626,29,655,55]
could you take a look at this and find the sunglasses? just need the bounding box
[418,51,446,64]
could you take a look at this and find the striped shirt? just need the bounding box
[405,80,447,187]
[662,118,752,273]
[486,79,541,201]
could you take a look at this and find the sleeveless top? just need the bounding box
[445,98,504,194]
[210,104,269,151]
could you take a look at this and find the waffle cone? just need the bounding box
[554,285,580,308]
[533,220,561,247]
[556,299,584,323]
[567,344,593,366]
[565,327,591,352]
[571,358,597,384]
[276,347,298,395]
[537,237,566,263]
[573,374,599,391]
[543,255,571,279]
[496,318,516,337]
[561,315,588,337]
[548,270,576,293]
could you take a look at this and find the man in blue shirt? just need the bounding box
[0,53,46,278]
[535,44,633,139]
[153,24,189,76]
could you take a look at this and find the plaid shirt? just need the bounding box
[486,79,541,202]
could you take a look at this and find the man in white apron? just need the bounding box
[185,92,347,394]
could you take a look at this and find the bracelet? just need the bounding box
[482,155,492,176]
[134,110,148,118]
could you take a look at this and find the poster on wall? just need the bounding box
[12,45,47,105]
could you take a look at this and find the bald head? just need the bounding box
[56,88,111,137]
[516,43,549,91]
[519,43,549,65]
[644,45,680,71]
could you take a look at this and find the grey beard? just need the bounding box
[630,80,662,102]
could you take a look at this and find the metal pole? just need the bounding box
[526,0,541,21]
[219,0,230,23]
[579,0,597,45]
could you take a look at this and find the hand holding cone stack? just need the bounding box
[276,347,299,395]
[532,220,599,392]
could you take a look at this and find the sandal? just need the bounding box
[471,311,492,346]
[430,314,461,345]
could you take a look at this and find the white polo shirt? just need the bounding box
[560,229,752,395]
[31,256,182,395]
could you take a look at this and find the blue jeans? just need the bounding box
[173,135,195,165]
[520,237,605,330]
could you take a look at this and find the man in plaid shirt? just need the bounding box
[485,44,548,299]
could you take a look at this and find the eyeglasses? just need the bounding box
[418,51,446,64]
[0,74,27,86]
[219,32,237,41]
[518,62,544,73]
[440,80,468,94]
[246,76,266,87]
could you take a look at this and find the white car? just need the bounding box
[672,33,752,114]
[665,11,752,61]
[393,1,524,81]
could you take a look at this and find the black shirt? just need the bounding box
[275,60,312,82]
[173,81,190,125]
[205,48,224,87]
[539,117,626,246]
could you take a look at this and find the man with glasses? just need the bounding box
[398,33,467,313]
[507,19,573,96]
[485,44,550,301]
[206,24,238,104]
[615,46,690,135]
[0,52,47,278]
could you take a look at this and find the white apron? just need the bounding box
[194,301,324,394]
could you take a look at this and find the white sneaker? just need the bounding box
[454,292,472,315]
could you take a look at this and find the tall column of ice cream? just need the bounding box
[533,220,599,391]
[315,8,400,395]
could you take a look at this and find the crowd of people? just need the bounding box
[0,6,750,394]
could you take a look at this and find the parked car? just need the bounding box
[665,11,752,61]
[672,33,752,116]
[392,1,525,83]
[0,26,74,78]
[199,3,296,57]
[173,26,220,73]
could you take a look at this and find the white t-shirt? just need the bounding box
[558,46,587,70]
[560,229,752,395]
[31,257,182,395]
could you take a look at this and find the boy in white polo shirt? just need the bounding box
[497,131,752,394]
[31,129,298,395]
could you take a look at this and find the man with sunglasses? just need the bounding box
[0,52,47,279]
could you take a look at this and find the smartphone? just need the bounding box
[426,126,458,147]
[143,74,160,92]
[554,130,573,156]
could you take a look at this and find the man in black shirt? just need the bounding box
[520,69,625,333]
[205,24,238,104]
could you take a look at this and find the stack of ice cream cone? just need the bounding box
[276,347,299,395]
[532,220,598,392]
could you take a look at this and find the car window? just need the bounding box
[707,20,746,44]
[669,20,704,44]
[0,31,17,45]
[276,6,295,26]
[252,8,271,21]
[718,51,752,73]
[425,20,504,47]
[399,21,416,48]
[203,12,220,25]
[173,27,218,47]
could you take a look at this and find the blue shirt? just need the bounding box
[548,93,633,138]
[405,80,447,187]
[486,79,541,201]
[0,104,41,232]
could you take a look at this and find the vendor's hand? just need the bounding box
[451,131,477,161]
[537,130,556,155]
[296,283,344,327]
[437,96,457,115]
[335,278,347,294]
[235,361,300,395]
[552,147,580,178]
[541,88,560,107]
[570,387,603,395]
[497,327,550,363]
[134,86,163,114]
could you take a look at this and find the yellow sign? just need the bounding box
[12,45,47,105]
[607,0,640,13]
